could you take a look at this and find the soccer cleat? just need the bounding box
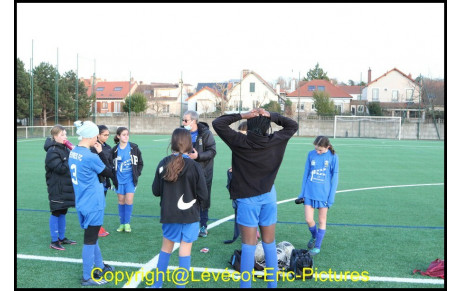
[309,248,320,256]
[50,241,65,250]
[93,263,114,279]
[124,224,131,233]
[307,237,316,249]
[81,277,109,286]
[59,237,77,245]
[117,224,125,232]
[295,198,304,204]
[98,226,110,237]
[199,226,208,237]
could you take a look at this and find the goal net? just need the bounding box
[334,116,401,140]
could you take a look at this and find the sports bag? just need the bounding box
[288,249,313,279]
[229,249,264,272]
[413,259,444,279]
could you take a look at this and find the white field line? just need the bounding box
[17,254,443,285]
[17,183,444,287]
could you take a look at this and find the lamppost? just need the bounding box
[297,72,300,136]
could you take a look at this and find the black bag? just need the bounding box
[229,249,264,272]
[288,249,313,279]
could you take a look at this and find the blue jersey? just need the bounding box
[68,146,106,215]
[116,142,133,184]
[299,149,339,206]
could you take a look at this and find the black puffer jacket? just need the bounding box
[44,138,75,211]
[193,122,216,187]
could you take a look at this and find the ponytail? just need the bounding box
[163,155,185,182]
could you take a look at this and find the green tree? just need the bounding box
[284,99,293,117]
[58,71,93,119]
[16,58,31,120]
[313,90,335,115]
[123,92,148,113]
[262,100,281,113]
[348,80,355,86]
[304,63,329,81]
[33,62,59,125]
[368,102,383,116]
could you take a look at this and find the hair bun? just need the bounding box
[74,120,83,128]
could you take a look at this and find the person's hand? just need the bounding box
[256,108,270,118]
[240,109,259,120]
[93,142,102,153]
[188,148,198,160]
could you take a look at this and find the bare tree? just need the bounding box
[199,99,212,119]
[214,83,232,115]
[275,76,288,89]
[151,98,165,116]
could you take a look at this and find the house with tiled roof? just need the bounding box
[135,81,192,115]
[226,70,281,112]
[287,79,353,115]
[185,86,221,115]
[91,80,138,113]
[362,68,423,119]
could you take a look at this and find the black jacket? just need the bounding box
[44,138,75,211]
[90,140,114,189]
[212,112,298,199]
[152,155,209,224]
[193,122,216,187]
[110,142,143,186]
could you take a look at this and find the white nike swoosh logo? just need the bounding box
[177,194,196,210]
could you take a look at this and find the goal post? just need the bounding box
[333,116,402,140]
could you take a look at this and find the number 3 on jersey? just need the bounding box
[70,164,78,185]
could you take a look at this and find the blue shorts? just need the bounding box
[77,210,104,229]
[162,222,199,243]
[236,185,277,227]
[304,199,329,209]
[117,182,136,195]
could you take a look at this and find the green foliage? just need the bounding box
[284,99,293,117]
[33,62,59,125]
[123,92,148,113]
[368,102,383,116]
[58,71,93,120]
[16,58,30,119]
[304,62,329,81]
[261,100,281,113]
[313,90,335,115]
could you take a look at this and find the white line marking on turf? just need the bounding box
[17,254,443,285]
[17,183,444,287]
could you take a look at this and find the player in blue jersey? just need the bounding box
[296,136,339,256]
[68,121,118,286]
[151,128,209,288]
[110,127,143,233]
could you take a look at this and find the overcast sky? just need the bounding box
[16,3,444,86]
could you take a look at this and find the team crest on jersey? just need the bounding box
[324,160,329,167]
[311,160,316,166]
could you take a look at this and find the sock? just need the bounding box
[154,251,171,288]
[57,214,66,240]
[49,215,59,242]
[125,204,133,224]
[309,224,317,239]
[315,228,326,249]
[94,241,104,269]
[177,256,191,288]
[262,241,278,288]
[240,243,256,288]
[82,244,96,280]
[118,204,125,224]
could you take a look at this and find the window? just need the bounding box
[392,90,399,101]
[113,87,122,91]
[406,89,414,101]
[312,103,316,110]
[144,90,153,95]
[250,83,255,93]
[102,102,108,109]
[297,102,305,111]
[96,87,104,91]
[317,86,325,91]
[335,104,342,113]
[308,86,316,91]
[372,88,379,101]
[162,105,169,113]
[358,105,364,113]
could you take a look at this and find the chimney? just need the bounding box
[290,78,296,92]
[242,69,250,78]
[276,83,280,95]
[408,73,412,79]
[368,68,372,84]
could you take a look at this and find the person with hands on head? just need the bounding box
[212,108,298,288]
[68,120,117,286]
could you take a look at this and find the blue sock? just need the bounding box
[125,204,133,224]
[154,251,171,288]
[315,228,326,249]
[262,241,278,288]
[177,256,191,288]
[309,224,317,239]
[82,244,96,280]
[49,215,59,242]
[94,241,104,269]
[57,214,66,240]
[118,204,125,224]
[240,243,256,288]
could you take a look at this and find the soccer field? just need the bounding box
[16,135,445,288]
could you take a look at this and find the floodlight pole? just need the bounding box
[55,48,59,125]
[29,39,34,127]
[297,72,300,136]
[239,70,242,114]
[180,71,183,126]
[76,54,79,121]
[129,71,131,132]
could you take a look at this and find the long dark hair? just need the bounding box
[313,136,335,154]
[163,128,193,182]
[247,116,271,136]
[114,127,128,144]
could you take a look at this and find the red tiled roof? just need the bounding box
[186,86,220,101]
[94,81,135,100]
[287,79,352,98]
[338,85,363,95]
